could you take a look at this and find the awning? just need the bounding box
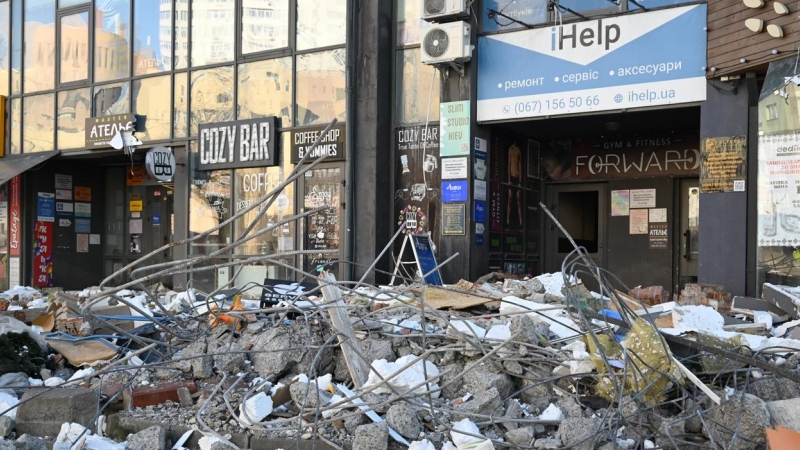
[0,151,60,185]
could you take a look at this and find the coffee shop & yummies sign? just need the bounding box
[198,117,278,170]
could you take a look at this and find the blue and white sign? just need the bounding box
[475,201,487,223]
[37,193,55,223]
[477,5,707,122]
[410,234,444,286]
[442,180,469,203]
[75,218,91,234]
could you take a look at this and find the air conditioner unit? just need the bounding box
[421,0,467,21]
[420,21,472,65]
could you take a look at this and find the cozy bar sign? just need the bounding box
[198,117,278,170]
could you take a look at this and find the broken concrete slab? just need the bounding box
[454,387,502,421]
[463,362,513,399]
[289,382,332,409]
[0,415,14,437]
[126,425,165,450]
[250,322,333,377]
[767,398,800,433]
[555,417,606,450]
[705,393,770,450]
[386,403,421,440]
[212,342,246,374]
[505,426,534,448]
[16,387,99,437]
[353,422,389,450]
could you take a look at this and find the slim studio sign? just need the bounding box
[198,117,278,170]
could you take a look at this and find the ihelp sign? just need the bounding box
[477,5,707,122]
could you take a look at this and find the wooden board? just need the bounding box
[47,338,118,366]
[422,287,495,310]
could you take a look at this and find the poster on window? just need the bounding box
[33,222,54,287]
[758,134,800,246]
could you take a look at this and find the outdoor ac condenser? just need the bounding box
[421,0,468,21]
[420,21,472,65]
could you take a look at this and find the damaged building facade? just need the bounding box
[0,0,798,304]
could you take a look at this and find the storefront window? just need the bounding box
[24,0,55,93]
[0,2,10,97]
[238,57,292,125]
[104,167,125,256]
[94,81,130,116]
[56,88,91,149]
[10,0,20,95]
[296,0,345,51]
[94,0,131,82]
[482,1,547,33]
[189,142,232,255]
[190,66,233,136]
[396,49,440,124]
[174,0,188,69]
[396,0,424,45]
[233,167,292,256]
[174,71,187,137]
[242,0,289,55]
[59,12,89,84]
[295,50,345,126]
[9,97,20,154]
[22,93,54,153]
[757,58,800,290]
[133,75,172,141]
[191,0,234,67]
[133,0,170,75]
[303,167,341,273]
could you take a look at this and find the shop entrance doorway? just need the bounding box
[299,164,345,280]
[544,183,607,274]
[677,178,700,291]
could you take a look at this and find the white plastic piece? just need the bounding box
[409,440,438,450]
[363,355,440,398]
[238,392,273,426]
[743,0,764,8]
[768,24,785,38]
[538,403,565,421]
[774,2,789,15]
[172,429,194,450]
[745,18,764,33]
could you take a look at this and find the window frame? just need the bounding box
[56,5,92,89]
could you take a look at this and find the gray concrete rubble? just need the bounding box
[7,262,800,450]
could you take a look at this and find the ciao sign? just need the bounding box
[198,117,278,170]
[145,147,176,182]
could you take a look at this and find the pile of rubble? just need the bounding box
[2,264,800,450]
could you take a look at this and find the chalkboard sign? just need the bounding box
[303,169,341,273]
[261,278,317,307]
[410,234,443,286]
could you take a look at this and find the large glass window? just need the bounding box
[296,0,345,51]
[133,75,171,141]
[174,0,188,69]
[174,71,187,137]
[133,0,170,75]
[396,49,440,124]
[22,93,54,153]
[189,142,232,255]
[242,0,289,55]
[190,66,233,136]
[59,12,89,84]
[24,0,55,93]
[94,0,130,82]
[238,57,292,125]
[93,81,130,116]
[295,50,345,126]
[9,97,20,154]
[0,2,10,97]
[10,0,20,95]
[57,88,91,149]
[191,0,234,67]
[396,0,424,46]
[233,166,292,255]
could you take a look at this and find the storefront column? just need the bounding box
[352,0,394,284]
[698,76,754,296]
[172,147,189,290]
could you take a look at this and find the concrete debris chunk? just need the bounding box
[704,393,770,450]
[126,425,165,450]
[385,403,421,440]
[289,382,332,409]
[454,387,502,421]
[353,422,389,450]
[17,388,98,437]
[0,415,14,438]
[212,342,246,373]
[463,362,513,399]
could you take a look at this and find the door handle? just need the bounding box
[683,229,691,261]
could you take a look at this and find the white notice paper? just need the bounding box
[129,219,143,234]
[9,258,19,288]
[649,208,667,223]
[56,189,72,200]
[474,180,487,201]
[89,234,101,245]
[630,189,656,208]
[441,157,469,179]
[55,174,73,190]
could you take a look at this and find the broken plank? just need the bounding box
[318,272,370,389]
[47,338,118,366]
[421,286,495,310]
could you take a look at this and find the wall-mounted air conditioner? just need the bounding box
[421,0,468,22]
[420,21,472,65]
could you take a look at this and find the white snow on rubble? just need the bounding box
[500,296,582,341]
[364,355,440,398]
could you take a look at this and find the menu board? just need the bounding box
[701,136,747,193]
[304,168,341,273]
[442,203,466,236]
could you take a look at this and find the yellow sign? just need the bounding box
[129,200,143,212]
[74,186,91,201]
[126,166,144,186]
